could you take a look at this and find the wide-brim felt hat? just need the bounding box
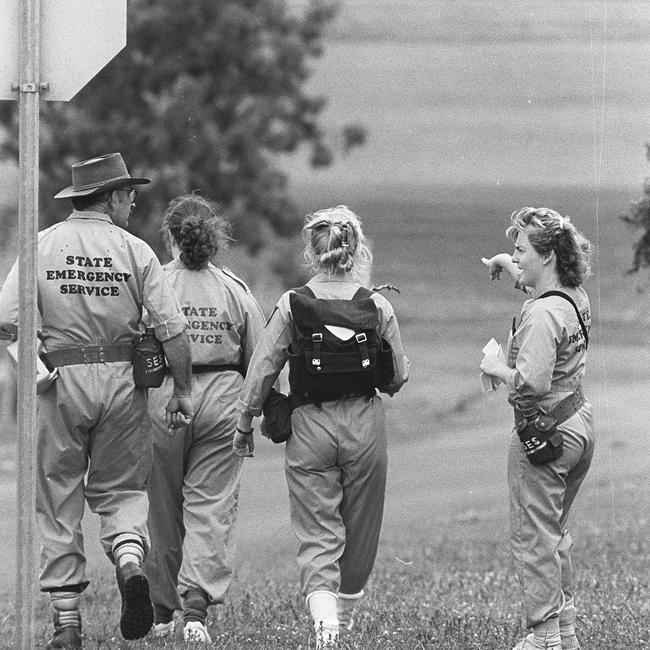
[53,152,150,199]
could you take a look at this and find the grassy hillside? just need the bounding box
[2,184,649,649]
[321,0,650,43]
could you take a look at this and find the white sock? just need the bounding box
[112,533,145,567]
[50,591,81,628]
[306,590,339,641]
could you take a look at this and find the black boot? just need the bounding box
[45,612,82,649]
[115,562,153,640]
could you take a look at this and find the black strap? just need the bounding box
[538,290,589,350]
[292,285,373,300]
[293,284,316,298]
[355,332,370,368]
[164,364,243,376]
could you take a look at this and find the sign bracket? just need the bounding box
[11,82,49,93]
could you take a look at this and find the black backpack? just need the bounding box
[288,285,394,402]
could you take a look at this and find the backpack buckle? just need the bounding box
[355,333,370,368]
[311,332,323,368]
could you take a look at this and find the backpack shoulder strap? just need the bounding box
[293,285,371,300]
[352,286,373,300]
[538,290,589,349]
[291,284,316,298]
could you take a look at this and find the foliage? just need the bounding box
[0,0,366,255]
[620,143,650,274]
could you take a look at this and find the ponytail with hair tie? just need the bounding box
[340,223,349,248]
[302,205,373,281]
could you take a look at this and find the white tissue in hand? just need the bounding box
[480,338,504,392]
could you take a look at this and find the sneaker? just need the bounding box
[337,591,362,633]
[512,634,561,650]
[45,624,82,649]
[115,562,154,640]
[151,620,175,638]
[184,621,212,644]
[338,610,355,632]
[315,626,339,649]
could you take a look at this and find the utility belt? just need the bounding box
[514,386,586,466]
[289,389,375,411]
[45,344,133,367]
[164,364,243,376]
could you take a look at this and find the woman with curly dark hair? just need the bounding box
[143,194,265,644]
[480,207,594,650]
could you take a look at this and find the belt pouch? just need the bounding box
[132,328,166,388]
[516,412,563,466]
[261,388,293,443]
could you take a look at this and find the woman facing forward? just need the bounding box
[143,194,266,643]
[481,207,594,650]
[233,205,409,647]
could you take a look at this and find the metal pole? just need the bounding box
[15,0,40,647]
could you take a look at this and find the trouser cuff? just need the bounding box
[153,603,175,625]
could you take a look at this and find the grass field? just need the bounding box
[2,1,650,648]
[2,184,649,649]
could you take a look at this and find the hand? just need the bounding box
[233,429,254,457]
[165,394,194,432]
[480,352,508,378]
[0,323,17,341]
[482,253,514,281]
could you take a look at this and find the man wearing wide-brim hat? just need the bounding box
[0,153,193,648]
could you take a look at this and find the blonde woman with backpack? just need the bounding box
[234,205,409,647]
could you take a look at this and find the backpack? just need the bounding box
[288,285,394,402]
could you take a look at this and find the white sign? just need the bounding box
[0,0,126,102]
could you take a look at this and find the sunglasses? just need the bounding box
[117,187,137,201]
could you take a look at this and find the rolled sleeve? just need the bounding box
[141,254,187,342]
[153,311,188,342]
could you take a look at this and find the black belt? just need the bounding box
[46,344,133,367]
[515,386,586,427]
[290,390,375,410]
[165,364,243,376]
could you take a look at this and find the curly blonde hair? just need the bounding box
[302,205,373,281]
[506,207,593,287]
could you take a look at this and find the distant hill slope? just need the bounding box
[293,0,650,42]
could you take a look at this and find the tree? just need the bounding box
[620,143,650,274]
[0,0,365,255]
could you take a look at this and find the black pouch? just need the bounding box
[377,337,395,389]
[290,338,378,398]
[516,413,564,466]
[261,388,292,443]
[132,328,166,388]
